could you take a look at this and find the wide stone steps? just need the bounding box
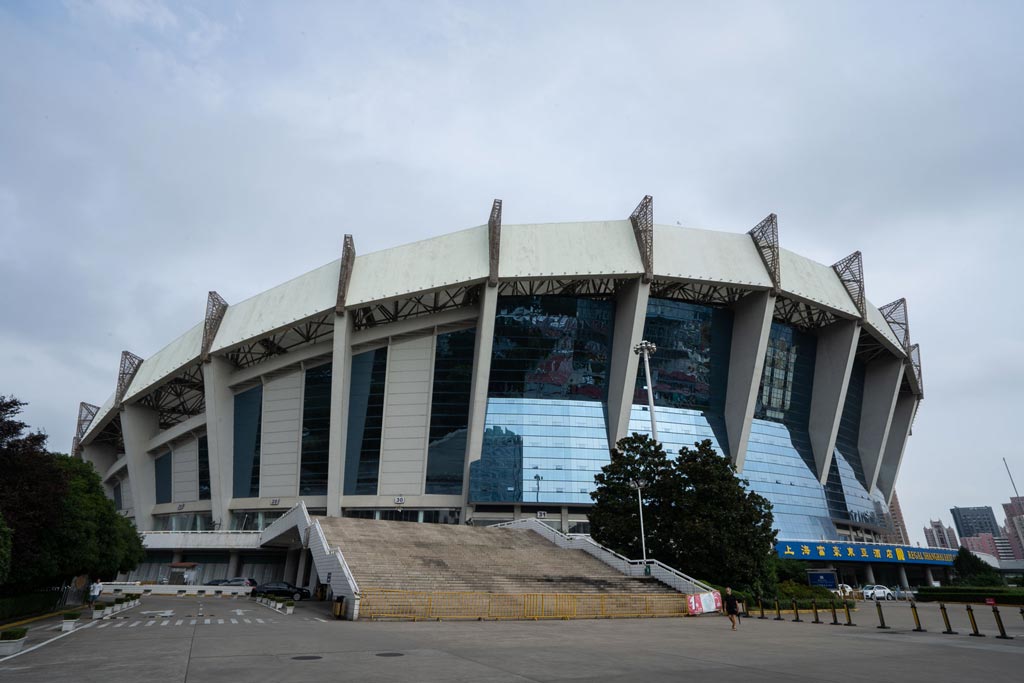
[314,517,678,596]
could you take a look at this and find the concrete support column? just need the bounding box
[172,551,183,564]
[864,563,876,585]
[283,549,299,585]
[203,357,236,529]
[82,442,118,479]
[605,278,650,447]
[226,551,240,578]
[876,392,919,503]
[326,314,353,517]
[296,550,309,589]
[859,357,904,492]
[898,565,910,590]
[462,284,499,517]
[808,320,860,483]
[924,567,935,587]
[121,403,160,531]
[724,291,775,471]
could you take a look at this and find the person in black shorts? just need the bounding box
[723,587,740,630]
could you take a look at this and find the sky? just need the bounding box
[1,1,1022,547]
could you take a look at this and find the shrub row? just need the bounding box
[916,588,1024,605]
[1,628,28,641]
[0,593,61,622]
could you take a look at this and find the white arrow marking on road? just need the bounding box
[140,610,174,618]
[230,609,250,616]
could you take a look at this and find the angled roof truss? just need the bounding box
[832,251,865,318]
[498,277,620,298]
[910,343,923,396]
[879,298,911,352]
[650,279,751,306]
[201,291,228,362]
[629,195,653,283]
[227,313,335,368]
[72,402,100,455]
[336,234,356,315]
[352,284,480,331]
[748,213,780,293]
[137,363,206,429]
[488,199,502,287]
[774,296,838,331]
[115,351,143,405]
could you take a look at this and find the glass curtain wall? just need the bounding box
[155,452,172,504]
[470,296,614,504]
[343,347,388,495]
[197,435,211,500]
[743,322,838,540]
[627,298,733,458]
[233,385,263,498]
[300,363,332,495]
[425,328,477,494]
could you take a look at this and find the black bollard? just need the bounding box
[992,605,1013,640]
[812,599,822,624]
[965,604,985,637]
[758,597,766,620]
[910,601,926,632]
[829,599,839,625]
[939,603,958,635]
[774,597,784,621]
[875,599,890,629]
[792,598,802,622]
[843,599,856,627]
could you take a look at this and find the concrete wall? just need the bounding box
[172,437,199,503]
[260,370,303,498]
[377,334,434,497]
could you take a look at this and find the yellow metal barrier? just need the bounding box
[359,588,689,621]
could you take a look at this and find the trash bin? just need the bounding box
[644,565,652,576]
[331,597,346,620]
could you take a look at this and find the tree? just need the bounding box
[952,547,1004,587]
[0,512,11,584]
[589,433,778,595]
[0,395,145,589]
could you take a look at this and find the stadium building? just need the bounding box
[73,198,930,590]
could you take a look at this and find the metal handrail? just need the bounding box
[145,530,262,534]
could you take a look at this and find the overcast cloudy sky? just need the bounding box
[2,1,1021,546]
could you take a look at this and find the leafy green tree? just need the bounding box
[589,433,778,595]
[0,395,145,588]
[0,512,11,584]
[952,547,1004,587]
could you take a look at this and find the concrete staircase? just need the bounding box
[314,517,677,595]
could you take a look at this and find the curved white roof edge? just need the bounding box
[81,392,117,445]
[82,218,914,427]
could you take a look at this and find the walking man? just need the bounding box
[724,587,740,630]
[89,579,102,607]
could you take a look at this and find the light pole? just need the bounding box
[630,478,648,563]
[633,340,658,442]
[534,474,543,503]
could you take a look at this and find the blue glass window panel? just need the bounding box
[426,328,477,495]
[488,296,615,401]
[232,385,263,498]
[834,358,867,487]
[112,481,123,510]
[470,398,611,504]
[627,406,728,459]
[755,322,817,427]
[743,418,839,541]
[300,363,332,495]
[344,347,388,495]
[154,451,172,504]
[197,435,211,500]
[634,299,732,413]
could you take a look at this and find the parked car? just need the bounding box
[891,586,917,600]
[861,584,895,600]
[223,577,257,588]
[256,581,311,601]
[831,584,854,598]
[205,579,229,586]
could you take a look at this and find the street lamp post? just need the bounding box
[633,340,658,442]
[534,474,543,503]
[630,478,648,563]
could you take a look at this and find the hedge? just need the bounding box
[916,587,1024,605]
[0,592,62,622]
[1,628,28,640]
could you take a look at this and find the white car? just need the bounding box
[861,584,895,600]
[831,584,854,598]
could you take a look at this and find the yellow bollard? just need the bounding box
[992,604,1013,640]
[939,603,957,634]
[910,601,926,632]
[965,604,984,637]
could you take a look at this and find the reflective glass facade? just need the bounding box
[628,299,732,458]
[743,322,839,540]
[344,347,388,495]
[470,296,614,504]
[155,451,172,504]
[300,363,331,495]
[154,513,215,531]
[112,481,123,510]
[425,328,476,495]
[233,385,263,498]
[197,435,211,500]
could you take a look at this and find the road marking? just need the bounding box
[175,620,183,626]
[161,620,170,626]
[217,619,224,624]
[190,620,197,625]
[230,618,238,624]
[315,618,327,623]
[145,621,155,627]
[98,622,110,629]
[204,619,211,625]
[129,621,141,628]
[231,609,250,616]
[0,620,97,663]
[256,618,264,624]
[243,618,251,624]
[113,622,125,628]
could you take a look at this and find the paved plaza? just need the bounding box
[1,596,1022,682]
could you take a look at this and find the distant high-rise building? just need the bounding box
[924,519,958,549]
[950,506,1000,539]
[883,491,910,545]
[961,533,999,557]
[1002,496,1024,560]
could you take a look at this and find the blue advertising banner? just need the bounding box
[807,571,838,589]
[775,541,956,566]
